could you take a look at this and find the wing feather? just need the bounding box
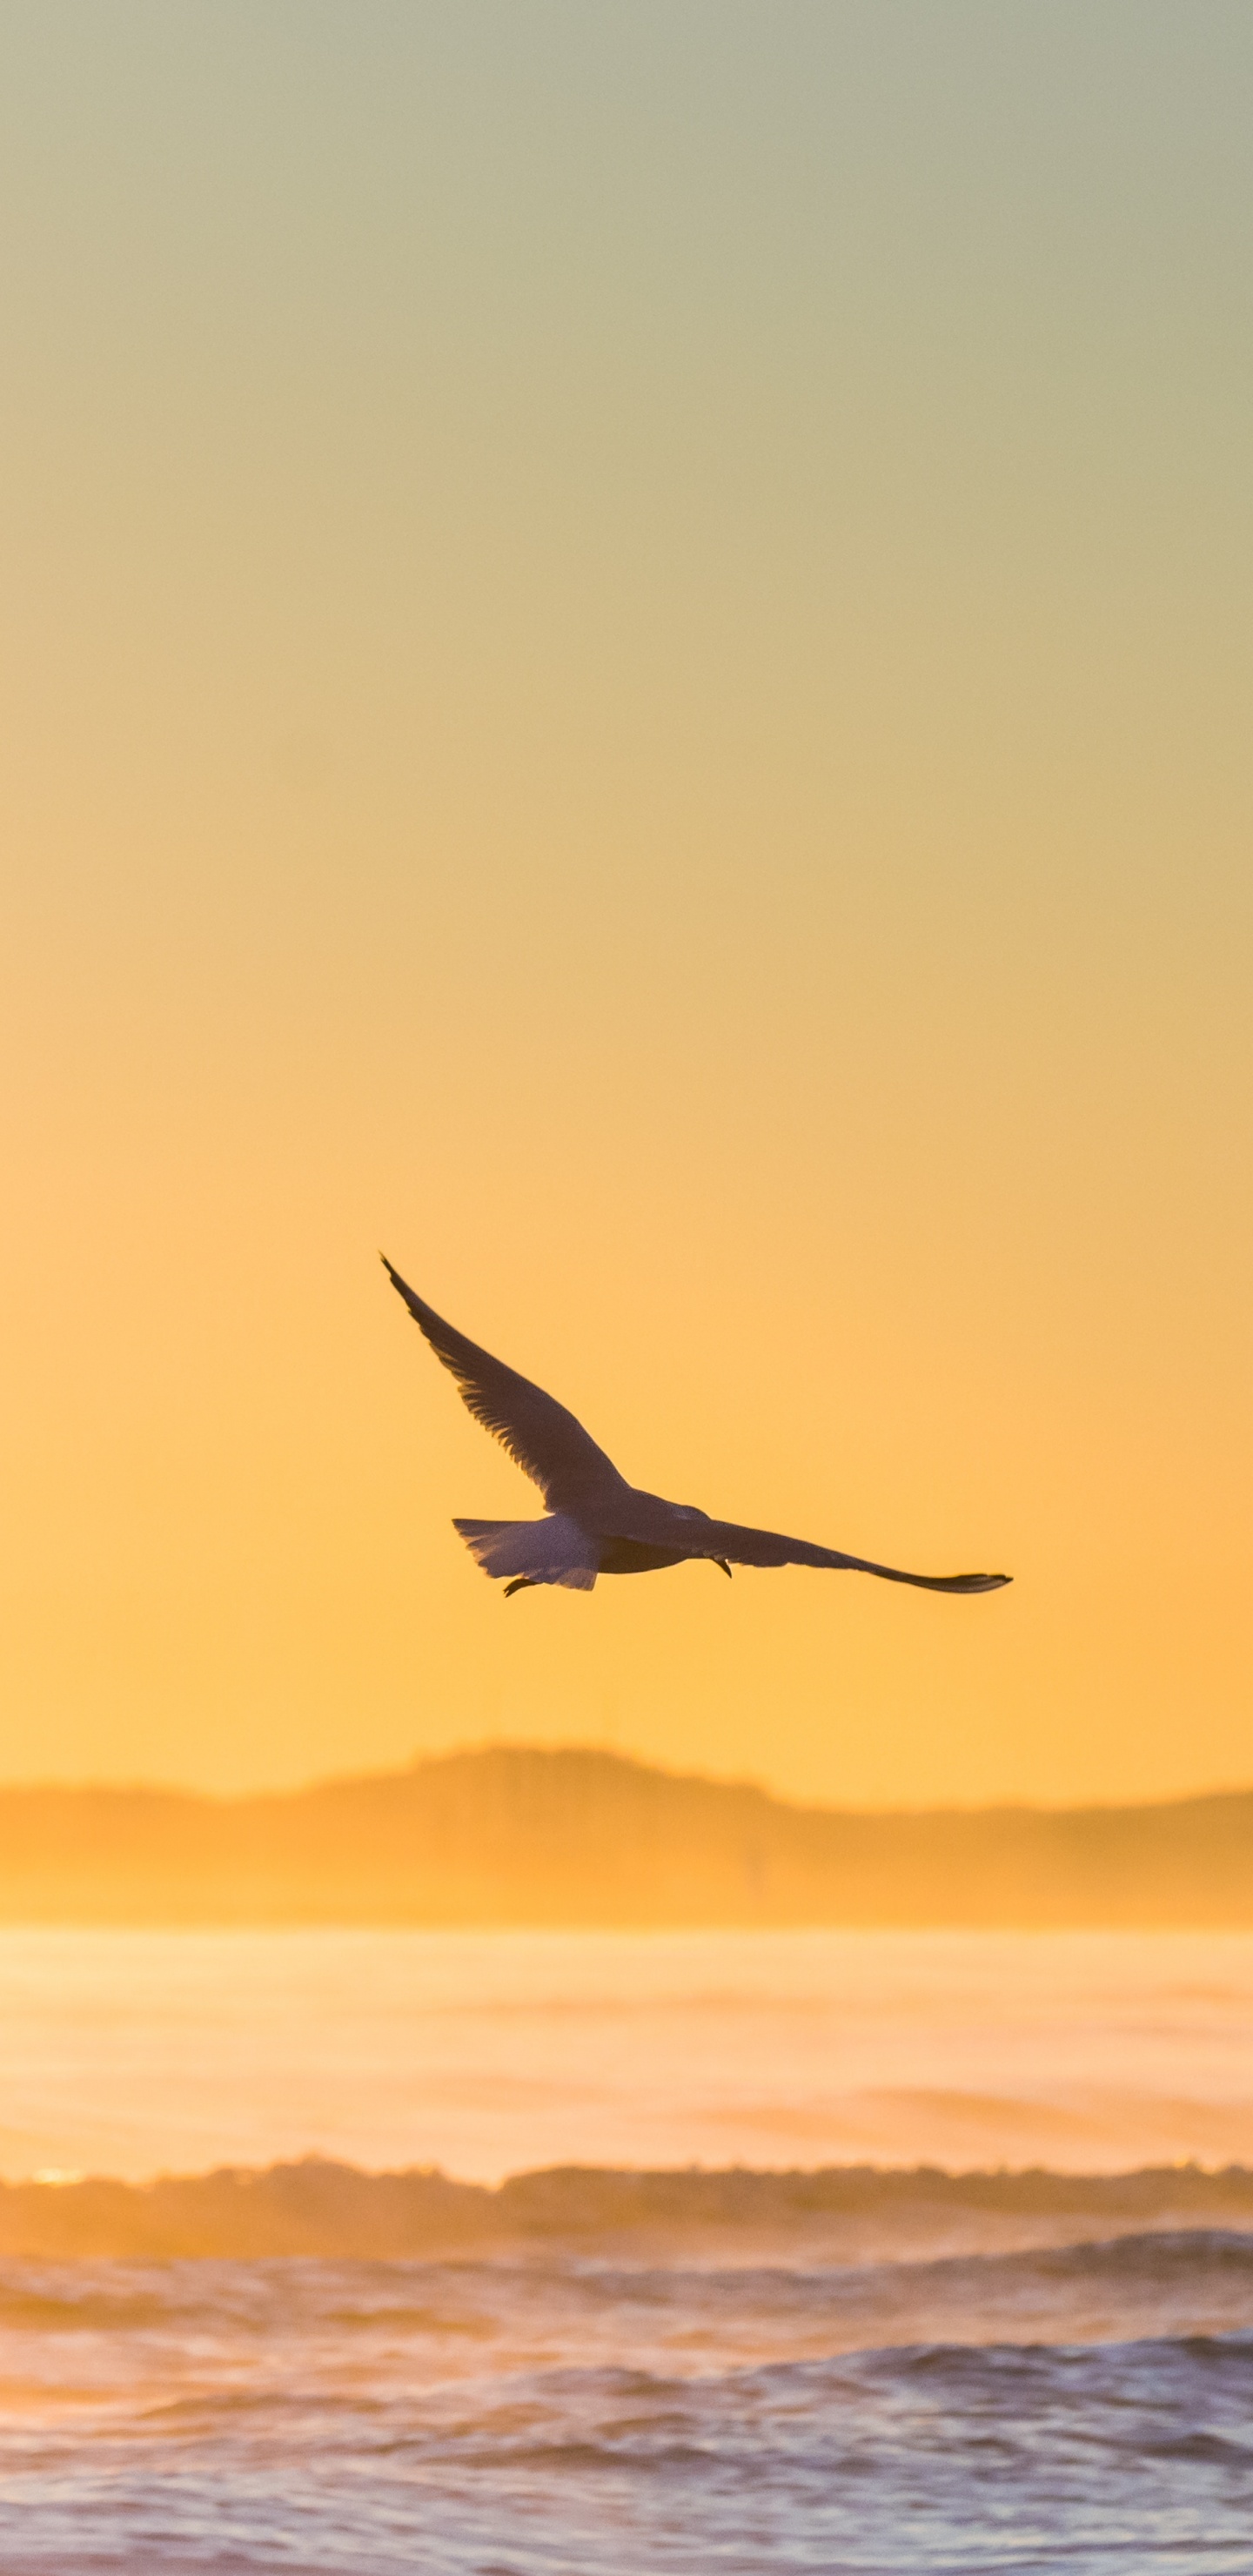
[453,1514,599,1590]
[382,1258,625,1510]
[683,1516,1010,1593]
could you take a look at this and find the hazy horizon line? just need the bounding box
[3,1741,1252,1821]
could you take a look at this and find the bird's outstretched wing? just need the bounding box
[680,1516,1010,1593]
[382,1258,626,1511]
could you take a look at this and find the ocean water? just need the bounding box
[7,1924,1253,2180]
[2,1929,1253,2573]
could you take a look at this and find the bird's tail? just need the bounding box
[453,1515,598,1592]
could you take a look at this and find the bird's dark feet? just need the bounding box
[504,1576,539,1598]
[715,1558,732,1579]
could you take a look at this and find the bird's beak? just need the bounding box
[715,1558,732,1579]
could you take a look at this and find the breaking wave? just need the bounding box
[4,2153,1253,2258]
[3,2173,1253,2572]
[7,2143,1253,2266]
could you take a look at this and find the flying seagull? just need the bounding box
[382,1258,1010,1600]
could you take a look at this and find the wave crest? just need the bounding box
[3,2157,1253,2259]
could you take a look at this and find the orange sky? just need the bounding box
[3,3,1250,1804]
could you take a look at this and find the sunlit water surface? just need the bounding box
[2,1928,1253,2573]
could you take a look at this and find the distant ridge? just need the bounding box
[1,1747,1253,1926]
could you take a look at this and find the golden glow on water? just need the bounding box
[3,1928,1253,2187]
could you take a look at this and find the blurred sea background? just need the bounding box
[3,1926,1253,2573]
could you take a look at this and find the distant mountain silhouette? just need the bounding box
[1,1747,1252,1926]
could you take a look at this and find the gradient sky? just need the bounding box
[3,2,1250,1805]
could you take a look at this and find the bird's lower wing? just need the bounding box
[688,1519,1011,1593]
